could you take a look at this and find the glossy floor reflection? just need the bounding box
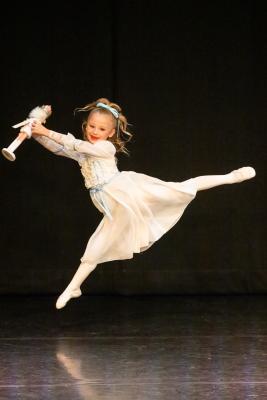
[1,295,267,399]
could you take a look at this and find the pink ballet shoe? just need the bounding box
[56,288,82,310]
[231,167,256,183]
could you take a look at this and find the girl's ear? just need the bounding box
[109,128,115,137]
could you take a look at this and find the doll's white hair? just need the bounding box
[29,105,51,121]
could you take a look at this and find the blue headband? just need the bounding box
[96,102,119,119]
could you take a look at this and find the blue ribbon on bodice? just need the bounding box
[89,172,120,220]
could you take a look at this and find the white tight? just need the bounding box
[193,172,233,191]
[66,262,97,291]
[193,167,255,191]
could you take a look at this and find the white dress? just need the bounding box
[34,132,197,265]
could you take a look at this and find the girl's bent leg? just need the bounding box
[56,262,97,310]
[193,166,256,192]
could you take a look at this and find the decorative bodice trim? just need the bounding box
[79,157,119,189]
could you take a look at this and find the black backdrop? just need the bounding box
[0,2,266,294]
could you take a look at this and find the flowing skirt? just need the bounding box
[80,171,197,264]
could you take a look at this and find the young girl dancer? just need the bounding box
[31,98,256,309]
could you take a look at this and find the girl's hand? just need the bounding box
[31,121,50,136]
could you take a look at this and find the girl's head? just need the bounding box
[75,98,132,155]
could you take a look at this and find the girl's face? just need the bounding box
[85,111,115,144]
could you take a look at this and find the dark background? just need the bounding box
[0,2,266,294]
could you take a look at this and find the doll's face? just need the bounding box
[85,111,115,144]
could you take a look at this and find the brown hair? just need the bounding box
[75,98,133,155]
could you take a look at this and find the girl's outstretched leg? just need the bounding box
[56,262,97,309]
[193,166,256,192]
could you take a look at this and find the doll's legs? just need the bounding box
[193,166,255,192]
[56,261,97,309]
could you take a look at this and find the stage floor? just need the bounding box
[1,294,267,399]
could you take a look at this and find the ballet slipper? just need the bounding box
[230,167,256,183]
[56,288,82,310]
